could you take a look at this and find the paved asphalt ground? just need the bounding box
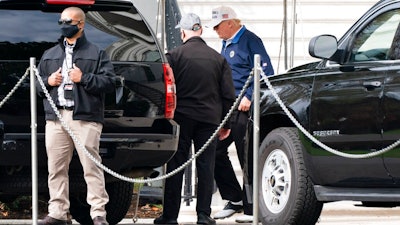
[2,200,400,224]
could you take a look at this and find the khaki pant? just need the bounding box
[45,110,109,220]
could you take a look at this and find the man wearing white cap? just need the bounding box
[153,12,235,225]
[208,5,274,223]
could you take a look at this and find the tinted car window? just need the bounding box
[0,8,166,133]
[0,10,161,62]
[350,9,400,62]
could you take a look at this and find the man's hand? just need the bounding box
[48,67,62,86]
[218,128,231,140]
[238,96,251,111]
[68,63,82,83]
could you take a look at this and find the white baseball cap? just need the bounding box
[206,6,237,28]
[175,13,202,31]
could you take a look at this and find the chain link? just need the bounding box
[33,66,253,183]
[3,63,398,183]
[0,68,30,109]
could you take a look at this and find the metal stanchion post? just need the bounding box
[30,57,38,225]
[252,54,260,225]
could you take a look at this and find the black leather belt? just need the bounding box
[57,105,74,111]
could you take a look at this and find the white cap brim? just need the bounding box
[205,19,224,28]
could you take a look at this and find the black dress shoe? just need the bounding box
[38,216,68,225]
[154,215,178,224]
[197,213,216,225]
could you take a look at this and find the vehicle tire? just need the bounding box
[70,181,133,225]
[0,195,18,203]
[258,127,323,225]
[105,181,133,225]
[69,191,92,225]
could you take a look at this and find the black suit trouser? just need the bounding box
[162,114,218,219]
[214,110,253,215]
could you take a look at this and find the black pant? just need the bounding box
[214,110,253,215]
[162,113,218,219]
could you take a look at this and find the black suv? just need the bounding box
[252,0,400,224]
[0,0,178,224]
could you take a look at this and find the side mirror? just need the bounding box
[309,35,338,60]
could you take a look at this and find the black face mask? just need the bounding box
[61,24,80,38]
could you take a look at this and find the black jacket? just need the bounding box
[36,33,116,124]
[166,36,235,127]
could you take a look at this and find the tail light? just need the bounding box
[46,0,95,5]
[163,63,176,119]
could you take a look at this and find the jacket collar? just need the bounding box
[58,32,88,50]
[222,25,246,48]
[183,36,206,45]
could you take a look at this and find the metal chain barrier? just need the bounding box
[33,66,254,183]
[2,63,399,183]
[259,66,400,159]
[0,68,30,109]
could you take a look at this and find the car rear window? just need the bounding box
[0,9,162,62]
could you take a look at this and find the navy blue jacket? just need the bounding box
[221,26,274,100]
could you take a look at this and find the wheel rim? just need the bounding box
[261,149,292,214]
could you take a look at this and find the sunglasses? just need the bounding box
[58,18,81,25]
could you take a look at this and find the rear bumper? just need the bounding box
[0,119,178,194]
[0,119,179,172]
[0,135,178,168]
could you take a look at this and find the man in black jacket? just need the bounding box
[154,13,235,225]
[36,7,115,225]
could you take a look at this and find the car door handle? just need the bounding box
[363,81,381,88]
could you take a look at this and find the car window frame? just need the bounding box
[349,8,400,63]
[324,2,400,67]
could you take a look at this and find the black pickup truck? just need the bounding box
[0,0,178,224]
[252,0,400,224]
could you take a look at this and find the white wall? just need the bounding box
[177,0,378,74]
